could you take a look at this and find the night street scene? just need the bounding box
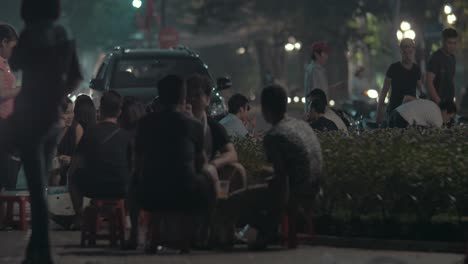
[0,0,468,263]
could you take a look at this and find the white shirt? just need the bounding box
[304,62,328,111]
[324,109,348,134]
[396,99,443,128]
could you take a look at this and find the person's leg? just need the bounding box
[68,170,84,222]
[192,170,217,249]
[203,164,219,195]
[217,162,247,195]
[20,141,52,263]
[125,181,139,249]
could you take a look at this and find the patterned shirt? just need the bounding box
[264,116,323,194]
[0,56,16,119]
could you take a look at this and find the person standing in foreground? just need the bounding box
[376,38,422,124]
[1,0,82,262]
[0,24,20,192]
[426,28,458,104]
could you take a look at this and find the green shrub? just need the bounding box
[234,126,468,221]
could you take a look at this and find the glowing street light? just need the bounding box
[284,43,295,52]
[396,30,404,41]
[400,21,411,31]
[447,14,457,25]
[366,89,379,99]
[444,4,453,15]
[287,97,292,104]
[403,29,416,40]
[294,42,302,50]
[301,97,306,104]
[329,100,335,107]
[236,47,246,55]
[132,0,142,8]
[293,96,300,103]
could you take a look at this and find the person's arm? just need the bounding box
[210,143,238,170]
[0,71,20,100]
[416,80,424,96]
[75,123,84,146]
[376,78,391,123]
[426,55,441,103]
[426,72,440,104]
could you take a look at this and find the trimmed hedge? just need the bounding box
[234,126,468,223]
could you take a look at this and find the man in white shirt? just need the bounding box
[389,98,457,128]
[219,93,250,138]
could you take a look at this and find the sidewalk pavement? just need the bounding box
[0,230,463,264]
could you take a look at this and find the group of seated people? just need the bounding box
[48,74,324,252]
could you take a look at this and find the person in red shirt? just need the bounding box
[0,24,20,120]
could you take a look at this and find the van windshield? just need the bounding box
[111,57,211,89]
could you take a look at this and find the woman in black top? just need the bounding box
[51,98,83,186]
[74,94,96,132]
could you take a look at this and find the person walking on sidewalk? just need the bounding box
[426,28,458,104]
[376,38,422,124]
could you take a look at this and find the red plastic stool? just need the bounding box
[81,199,126,248]
[0,192,29,231]
[281,204,315,249]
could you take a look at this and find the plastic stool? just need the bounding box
[281,204,315,249]
[81,199,126,248]
[0,192,29,231]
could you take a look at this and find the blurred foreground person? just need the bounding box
[0,0,82,262]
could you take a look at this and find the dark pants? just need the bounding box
[388,110,409,128]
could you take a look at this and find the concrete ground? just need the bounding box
[0,230,463,264]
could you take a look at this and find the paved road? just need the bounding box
[0,231,463,264]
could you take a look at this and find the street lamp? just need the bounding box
[397,21,415,41]
[447,14,457,25]
[132,0,142,8]
[294,42,302,50]
[284,43,295,52]
[293,96,300,103]
[396,30,404,41]
[444,4,452,15]
[400,21,411,31]
[236,47,246,55]
[404,29,416,40]
[285,36,301,52]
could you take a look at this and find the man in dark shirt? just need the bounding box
[135,75,215,212]
[69,91,131,223]
[308,95,338,132]
[376,38,422,123]
[426,28,458,104]
[186,75,247,196]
